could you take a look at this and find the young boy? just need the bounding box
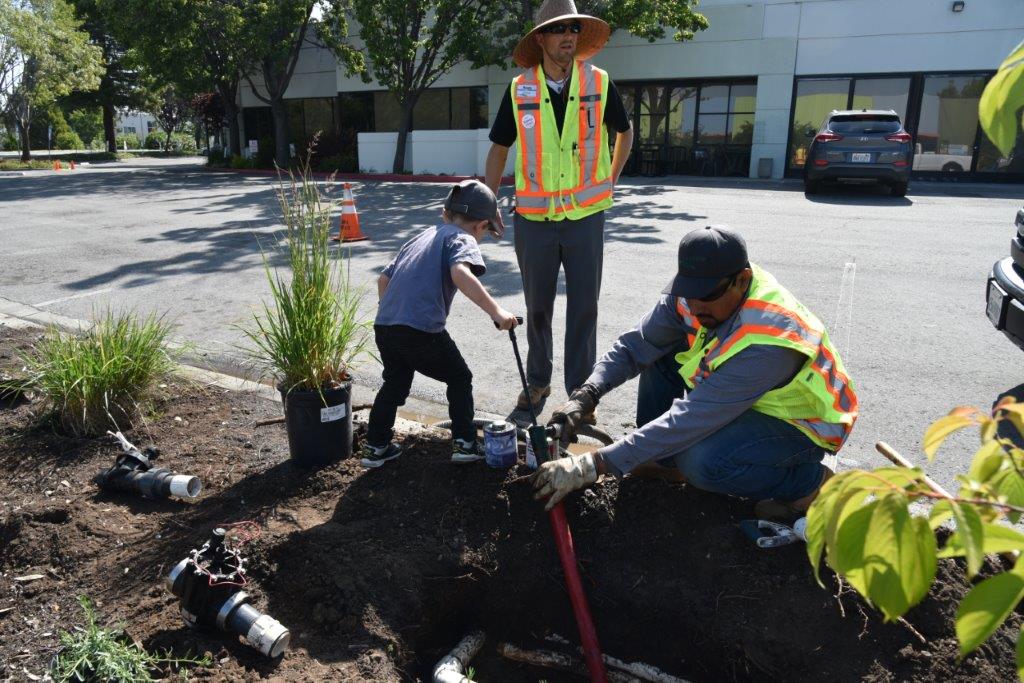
[361,179,518,468]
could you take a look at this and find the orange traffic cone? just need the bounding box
[331,183,368,243]
[53,160,62,171]
[70,160,76,170]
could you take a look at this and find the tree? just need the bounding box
[149,85,189,151]
[0,0,102,160]
[107,0,254,158]
[66,105,103,146]
[324,0,708,173]
[806,406,1024,675]
[64,0,149,154]
[240,0,346,168]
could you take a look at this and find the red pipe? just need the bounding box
[548,502,607,683]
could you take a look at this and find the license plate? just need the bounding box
[851,153,871,163]
[987,282,1006,327]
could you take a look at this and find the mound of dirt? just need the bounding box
[0,325,1019,681]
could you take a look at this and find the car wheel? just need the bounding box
[891,182,908,197]
[942,162,963,173]
[804,179,819,195]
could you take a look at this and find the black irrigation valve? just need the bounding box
[165,527,290,658]
[95,431,201,500]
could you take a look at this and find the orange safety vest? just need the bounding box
[510,60,614,221]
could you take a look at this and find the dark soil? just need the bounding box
[0,324,1019,682]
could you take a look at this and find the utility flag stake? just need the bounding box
[331,182,368,243]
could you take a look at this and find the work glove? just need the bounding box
[532,452,598,511]
[548,384,599,447]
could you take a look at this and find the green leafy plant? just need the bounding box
[806,401,1024,676]
[241,159,370,396]
[23,310,175,436]
[51,596,209,682]
[979,39,1024,156]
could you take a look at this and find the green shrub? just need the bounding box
[169,132,198,153]
[23,310,175,436]
[0,159,52,170]
[116,132,140,150]
[207,147,225,165]
[51,596,209,682]
[2,129,19,151]
[230,154,255,169]
[241,159,370,394]
[53,128,84,150]
[144,132,164,150]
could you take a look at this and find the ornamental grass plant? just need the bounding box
[23,311,175,437]
[50,596,209,682]
[242,159,370,396]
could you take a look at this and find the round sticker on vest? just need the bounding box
[522,114,536,129]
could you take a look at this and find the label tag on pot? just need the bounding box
[321,404,347,422]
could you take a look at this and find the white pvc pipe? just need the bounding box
[433,631,484,683]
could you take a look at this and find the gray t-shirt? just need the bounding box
[588,294,807,476]
[375,223,486,333]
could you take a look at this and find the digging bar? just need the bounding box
[501,318,609,683]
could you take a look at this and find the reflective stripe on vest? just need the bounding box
[511,61,613,221]
[674,266,858,451]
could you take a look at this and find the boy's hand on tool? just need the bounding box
[548,386,598,446]
[492,308,519,331]
[532,453,598,511]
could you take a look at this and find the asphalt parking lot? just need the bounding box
[3,157,1023,488]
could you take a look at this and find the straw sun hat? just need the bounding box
[512,0,611,68]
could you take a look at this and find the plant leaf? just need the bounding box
[861,493,931,621]
[967,440,1007,486]
[923,413,977,461]
[955,570,1024,658]
[979,39,1024,156]
[993,469,1024,524]
[832,500,877,599]
[951,501,985,578]
[805,474,843,585]
[929,498,954,531]
[939,522,1024,558]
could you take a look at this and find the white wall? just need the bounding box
[358,129,496,175]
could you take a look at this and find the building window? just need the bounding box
[789,79,851,169]
[366,87,489,132]
[913,74,984,173]
[621,79,756,176]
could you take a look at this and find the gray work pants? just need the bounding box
[512,210,604,395]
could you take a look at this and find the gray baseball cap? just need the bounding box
[444,179,501,237]
[663,226,749,299]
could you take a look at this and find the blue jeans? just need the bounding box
[636,346,825,501]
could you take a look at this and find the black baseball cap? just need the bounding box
[663,226,749,299]
[444,179,501,236]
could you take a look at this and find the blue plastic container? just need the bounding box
[483,420,517,469]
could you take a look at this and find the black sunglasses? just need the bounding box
[691,274,738,303]
[540,21,582,34]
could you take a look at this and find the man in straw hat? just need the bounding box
[485,0,633,422]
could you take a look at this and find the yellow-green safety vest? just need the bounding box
[674,265,858,451]
[510,60,613,221]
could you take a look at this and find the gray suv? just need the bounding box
[803,109,913,197]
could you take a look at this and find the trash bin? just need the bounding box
[757,157,773,179]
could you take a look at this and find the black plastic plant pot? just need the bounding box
[279,382,352,468]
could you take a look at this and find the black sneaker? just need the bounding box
[360,442,401,468]
[451,439,485,464]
